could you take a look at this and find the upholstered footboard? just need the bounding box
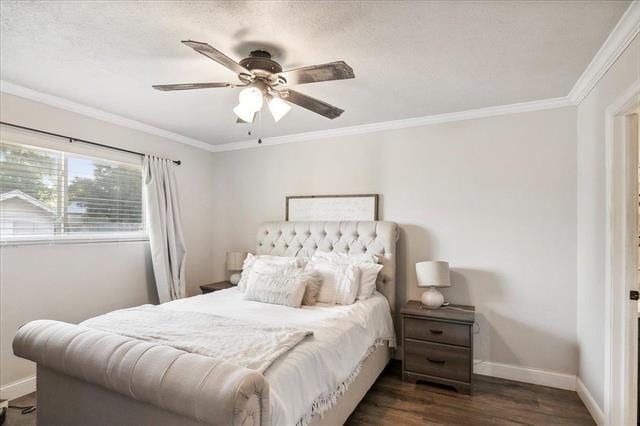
[13,320,269,426]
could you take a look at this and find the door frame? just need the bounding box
[605,79,640,425]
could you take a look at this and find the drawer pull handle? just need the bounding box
[427,358,446,364]
[429,329,443,335]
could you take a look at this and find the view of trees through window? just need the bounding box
[0,141,144,238]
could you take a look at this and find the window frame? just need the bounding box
[0,138,148,246]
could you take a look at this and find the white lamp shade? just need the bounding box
[268,96,292,122]
[233,103,256,123]
[416,261,451,288]
[226,251,248,271]
[238,87,263,112]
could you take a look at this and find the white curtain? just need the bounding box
[143,155,187,303]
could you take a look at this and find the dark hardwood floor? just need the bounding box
[7,361,593,426]
[4,392,36,426]
[346,361,594,425]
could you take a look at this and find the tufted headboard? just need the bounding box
[255,221,399,313]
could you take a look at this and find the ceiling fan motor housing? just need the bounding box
[239,50,283,74]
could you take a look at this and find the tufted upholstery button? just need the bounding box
[362,248,366,252]
[271,243,275,247]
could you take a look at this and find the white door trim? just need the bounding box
[604,79,640,426]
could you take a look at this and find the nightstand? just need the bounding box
[200,281,234,294]
[401,300,475,394]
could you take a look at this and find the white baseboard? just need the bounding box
[472,360,603,425]
[576,377,605,425]
[0,375,36,401]
[473,359,576,391]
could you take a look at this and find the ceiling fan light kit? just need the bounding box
[153,40,355,127]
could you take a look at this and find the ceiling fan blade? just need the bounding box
[182,40,250,75]
[277,89,344,119]
[152,82,237,91]
[279,61,354,85]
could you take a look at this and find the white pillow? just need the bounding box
[355,263,384,300]
[313,251,378,264]
[301,272,323,306]
[305,258,360,305]
[243,268,309,308]
[311,252,383,300]
[238,254,302,291]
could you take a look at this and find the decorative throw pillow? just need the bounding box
[238,254,302,291]
[301,272,323,306]
[311,252,383,300]
[305,258,360,305]
[243,268,313,308]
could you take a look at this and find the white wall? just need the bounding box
[209,107,579,375]
[0,93,217,392]
[576,34,640,410]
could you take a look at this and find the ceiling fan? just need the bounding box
[153,40,355,123]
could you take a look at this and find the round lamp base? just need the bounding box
[421,287,445,308]
[229,273,241,285]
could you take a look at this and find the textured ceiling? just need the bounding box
[0,1,630,145]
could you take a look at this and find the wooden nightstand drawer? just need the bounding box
[404,317,470,347]
[404,339,471,383]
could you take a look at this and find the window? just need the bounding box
[0,141,146,243]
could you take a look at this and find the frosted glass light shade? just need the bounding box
[238,87,263,112]
[233,103,256,123]
[226,251,248,271]
[268,96,292,122]
[416,261,451,288]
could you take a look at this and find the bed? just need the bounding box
[13,221,399,425]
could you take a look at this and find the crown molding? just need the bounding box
[0,80,217,152]
[212,96,573,152]
[568,1,640,104]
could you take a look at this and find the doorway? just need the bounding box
[605,81,639,425]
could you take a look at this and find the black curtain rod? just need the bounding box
[0,121,181,165]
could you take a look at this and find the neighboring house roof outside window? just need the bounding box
[67,201,87,215]
[0,189,56,215]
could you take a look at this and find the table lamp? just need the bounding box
[416,261,451,308]
[226,251,248,285]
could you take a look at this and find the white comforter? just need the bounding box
[164,288,395,426]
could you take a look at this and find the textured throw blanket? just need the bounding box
[81,305,313,373]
